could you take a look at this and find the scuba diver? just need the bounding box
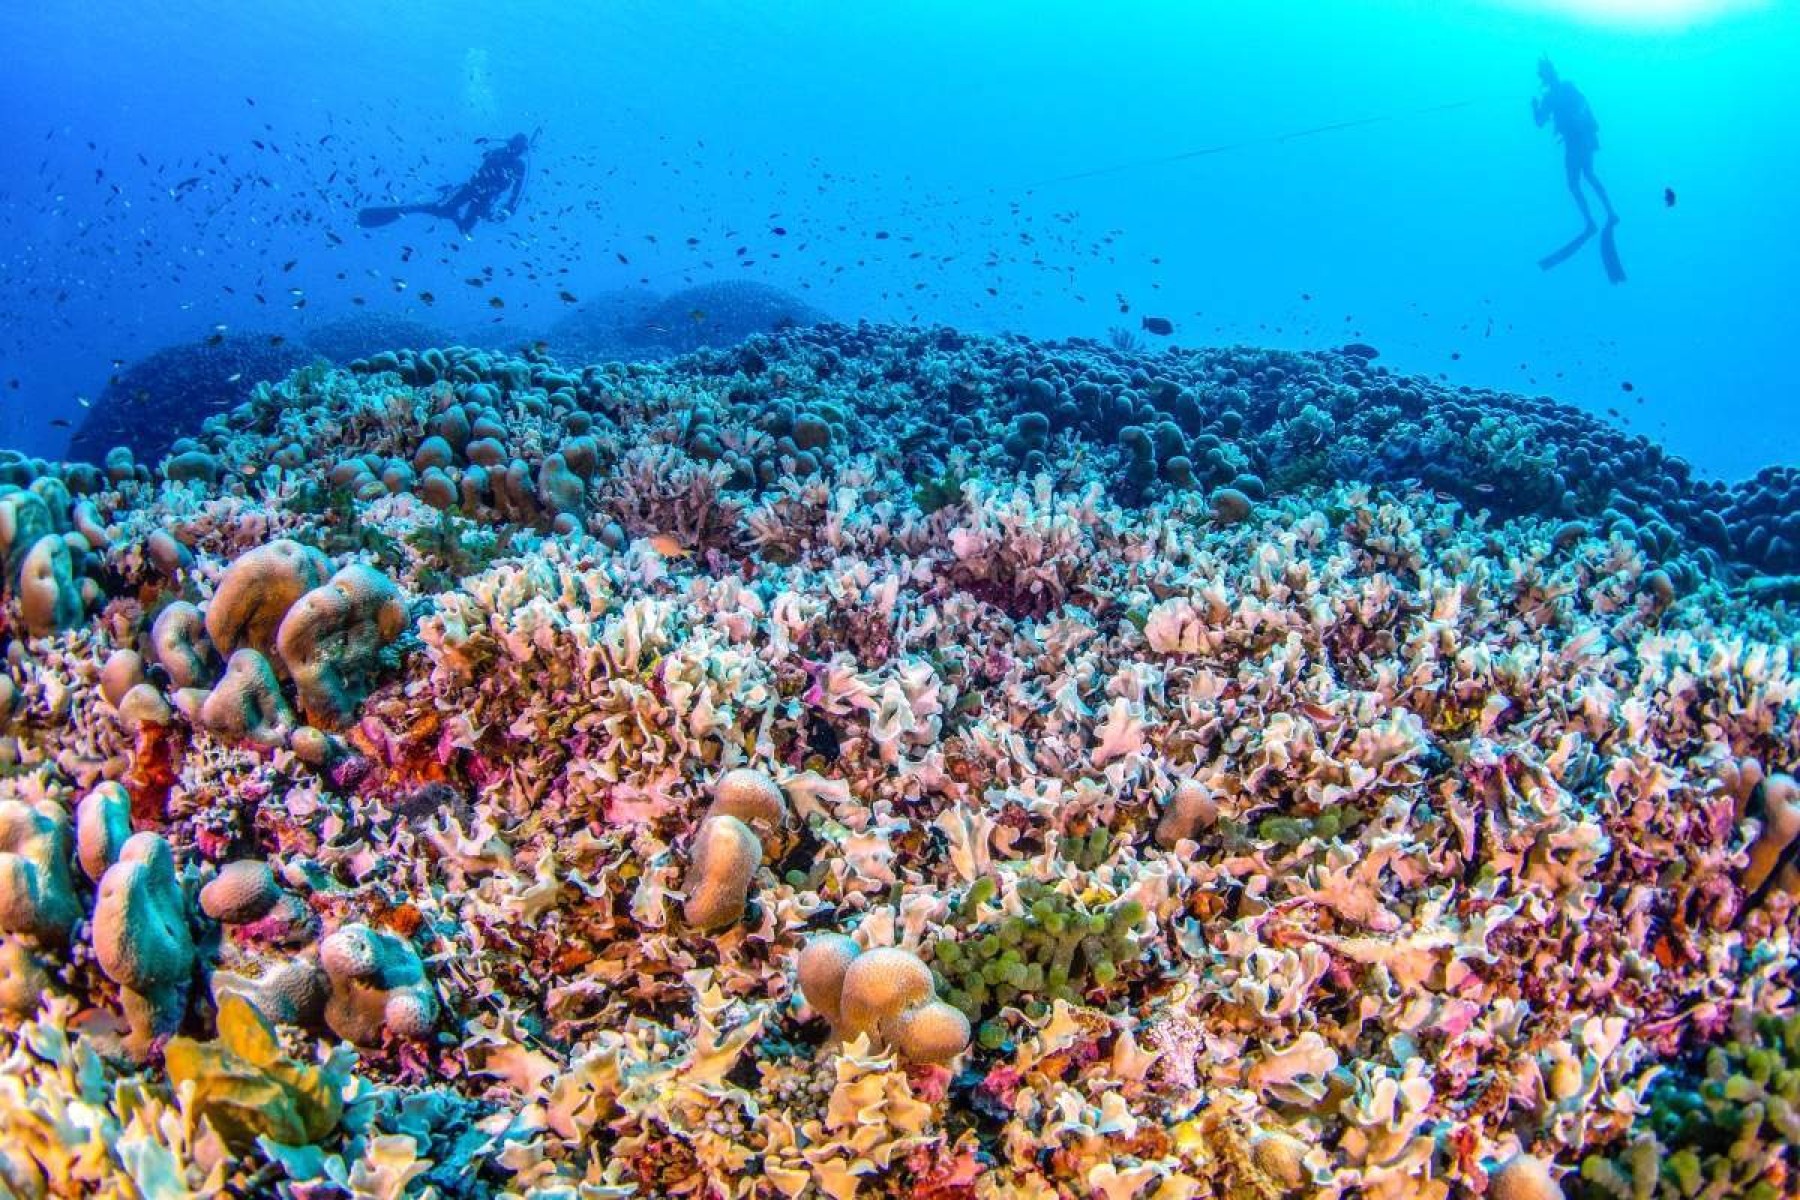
[358,132,532,234]
[1533,59,1625,282]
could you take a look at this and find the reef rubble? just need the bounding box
[1,322,1798,1198]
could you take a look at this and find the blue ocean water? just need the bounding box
[0,0,1794,477]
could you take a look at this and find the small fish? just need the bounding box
[689,309,706,322]
[205,331,225,345]
[488,296,505,309]
[1140,316,1173,337]
[227,372,242,382]
[559,290,578,303]
[6,379,18,390]
[1664,186,1676,208]
[419,291,435,305]
[1621,380,1634,392]
[644,534,691,558]
[50,417,71,428]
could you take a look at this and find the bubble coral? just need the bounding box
[1576,1011,1800,1199]
[930,880,1143,1037]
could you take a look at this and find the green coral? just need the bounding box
[1575,1011,1800,1200]
[287,483,404,568]
[1257,805,1362,848]
[164,992,347,1152]
[1062,826,1115,871]
[404,507,513,594]
[929,878,1142,1046]
[912,464,971,515]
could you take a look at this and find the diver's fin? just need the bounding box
[1599,218,1626,284]
[357,204,437,228]
[1538,226,1594,271]
[356,206,408,228]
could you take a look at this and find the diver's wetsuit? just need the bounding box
[428,135,529,234]
[1534,71,1614,230]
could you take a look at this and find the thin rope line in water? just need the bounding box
[1027,95,1491,189]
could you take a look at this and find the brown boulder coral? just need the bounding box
[318,921,437,1046]
[798,938,971,1065]
[204,538,332,659]
[275,563,408,730]
[16,535,84,636]
[199,649,295,749]
[681,813,762,931]
[150,599,216,689]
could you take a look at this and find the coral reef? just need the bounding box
[64,330,312,467]
[0,321,1795,1196]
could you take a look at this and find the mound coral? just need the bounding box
[319,922,437,1046]
[276,562,409,728]
[206,537,333,659]
[93,832,196,1055]
[800,938,972,1065]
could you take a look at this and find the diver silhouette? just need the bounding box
[1533,58,1625,283]
[358,133,531,235]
